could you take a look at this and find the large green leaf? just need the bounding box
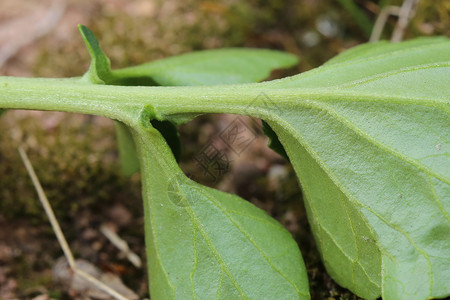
[260,37,450,300]
[133,122,309,299]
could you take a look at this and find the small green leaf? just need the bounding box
[110,48,298,86]
[0,109,6,117]
[150,120,181,160]
[261,120,289,161]
[261,37,450,300]
[78,25,113,84]
[114,121,140,176]
[134,125,310,299]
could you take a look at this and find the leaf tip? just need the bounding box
[78,25,112,84]
[78,24,98,53]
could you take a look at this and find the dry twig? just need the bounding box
[369,0,420,42]
[18,147,130,300]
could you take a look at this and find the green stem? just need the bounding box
[1,75,430,126]
[0,76,348,125]
[0,76,267,124]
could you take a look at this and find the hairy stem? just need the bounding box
[1,76,439,127]
[0,76,266,124]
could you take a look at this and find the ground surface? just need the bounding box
[0,0,448,299]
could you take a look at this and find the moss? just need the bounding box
[0,111,141,222]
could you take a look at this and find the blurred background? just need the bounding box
[0,0,448,299]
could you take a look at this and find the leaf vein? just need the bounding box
[427,176,450,223]
[261,40,449,88]
[337,62,450,89]
[358,203,434,296]
[226,209,288,232]
[308,100,449,184]
[192,185,308,297]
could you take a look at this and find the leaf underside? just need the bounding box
[135,120,310,299]
[262,37,450,300]
[148,173,309,299]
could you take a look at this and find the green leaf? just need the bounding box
[0,109,6,117]
[133,124,310,299]
[261,37,450,300]
[262,120,289,161]
[265,37,449,90]
[110,48,298,86]
[79,24,298,87]
[114,121,140,176]
[324,36,449,66]
[78,24,298,87]
[150,119,181,161]
[78,25,113,84]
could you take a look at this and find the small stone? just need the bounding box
[53,257,138,299]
